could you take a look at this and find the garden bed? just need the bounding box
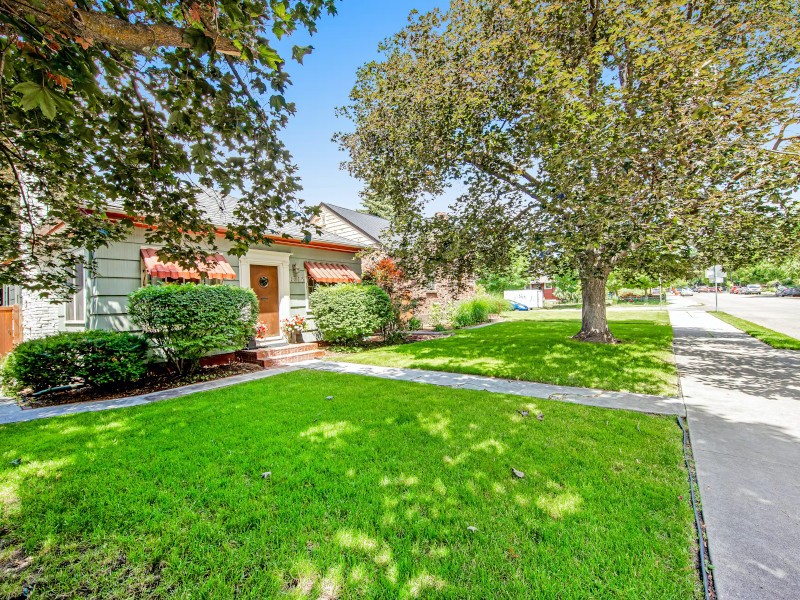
[16,362,262,409]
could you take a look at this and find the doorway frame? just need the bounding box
[239,249,291,335]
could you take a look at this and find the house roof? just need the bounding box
[319,202,391,245]
[194,190,365,249]
[106,189,365,251]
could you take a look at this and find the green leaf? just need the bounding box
[269,95,286,111]
[291,45,313,65]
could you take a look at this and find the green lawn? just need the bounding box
[0,371,699,599]
[338,309,678,396]
[711,311,800,350]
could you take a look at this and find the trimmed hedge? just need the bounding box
[1,330,149,394]
[128,284,258,374]
[309,283,393,344]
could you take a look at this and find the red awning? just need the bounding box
[305,261,362,284]
[141,248,237,281]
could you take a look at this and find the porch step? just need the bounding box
[235,342,325,367]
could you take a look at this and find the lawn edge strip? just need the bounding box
[709,312,800,350]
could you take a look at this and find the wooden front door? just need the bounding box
[250,265,280,337]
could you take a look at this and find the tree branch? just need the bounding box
[3,0,242,56]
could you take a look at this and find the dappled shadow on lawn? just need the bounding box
[345,317,678,395]
[0,370,698,598]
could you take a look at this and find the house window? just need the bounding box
[1,285,19,307]
[65,263,85,322]
[544,283,553,290]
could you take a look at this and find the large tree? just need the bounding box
[337,0,800,342]
[0,0,335,296]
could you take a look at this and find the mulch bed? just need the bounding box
[17,362,263,410]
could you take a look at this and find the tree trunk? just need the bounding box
[573,273,618,343]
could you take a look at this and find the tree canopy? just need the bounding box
[1,0,335,296]
[337,0,800,342]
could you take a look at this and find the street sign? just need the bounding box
[705,265,727,280]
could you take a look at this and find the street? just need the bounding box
[685,292,800,341]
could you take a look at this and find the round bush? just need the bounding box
[128,284,258,374]
[1,330,148,394]
[309,283,393,344]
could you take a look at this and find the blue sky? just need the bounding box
[274,1,447,212]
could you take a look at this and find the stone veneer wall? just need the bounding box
[22,290,61,341]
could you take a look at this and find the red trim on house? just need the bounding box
[103,211,363,254]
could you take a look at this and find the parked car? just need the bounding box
[778,287,800,297]
[745,284,763,295]
[508,301,530,311]
[696,285,710,293]
[680,287,694,296]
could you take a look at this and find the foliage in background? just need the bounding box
[552,271,581,304]
[0,0,336,296]
[729,258,800,286]
[1,331,148,394]
[309,283,393,344]
[338,0,800,344]
[359,186,395,220]
[128,284,257,375]
[477,248,531,294]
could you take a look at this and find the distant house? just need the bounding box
[0,191,370,350]
[527,277,560,301]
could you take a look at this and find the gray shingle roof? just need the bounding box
[193,189,364,248]
[320,202,391,245]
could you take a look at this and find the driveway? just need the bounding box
[691,292,800,340]
[669,305,800,600]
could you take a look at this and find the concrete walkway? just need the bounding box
[0,366,299,425]
[670,309,800,600]
[295,359,685,416]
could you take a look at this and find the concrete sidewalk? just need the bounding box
[670,309,800,600]
[0,366,299,425]
[295,359,685,416]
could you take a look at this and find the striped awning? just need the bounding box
[305,261,362,284]
[141,248,237,280]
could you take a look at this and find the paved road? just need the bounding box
[670,307,800,600]
[691,291,800,340]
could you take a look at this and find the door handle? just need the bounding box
[260,297,269,300]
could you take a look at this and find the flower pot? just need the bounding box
[290,330,303,344]
[246,337,258,350]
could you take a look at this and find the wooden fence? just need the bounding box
[0,305,21,356]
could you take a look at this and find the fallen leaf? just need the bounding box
[509,546,519,558]
[536,412,544,421]
[511,468,525,479]
[517,410,529,417]
[261,472,271,479]
[325,396,334,400]
[467,526,478,532]
[10,459,21,465]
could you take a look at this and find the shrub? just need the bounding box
[309,283,393,344]
[451,296,496,328]
[1,331,148,394]
[128,284,258,374]
[429,302,454,330]
[408,316,422,330]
